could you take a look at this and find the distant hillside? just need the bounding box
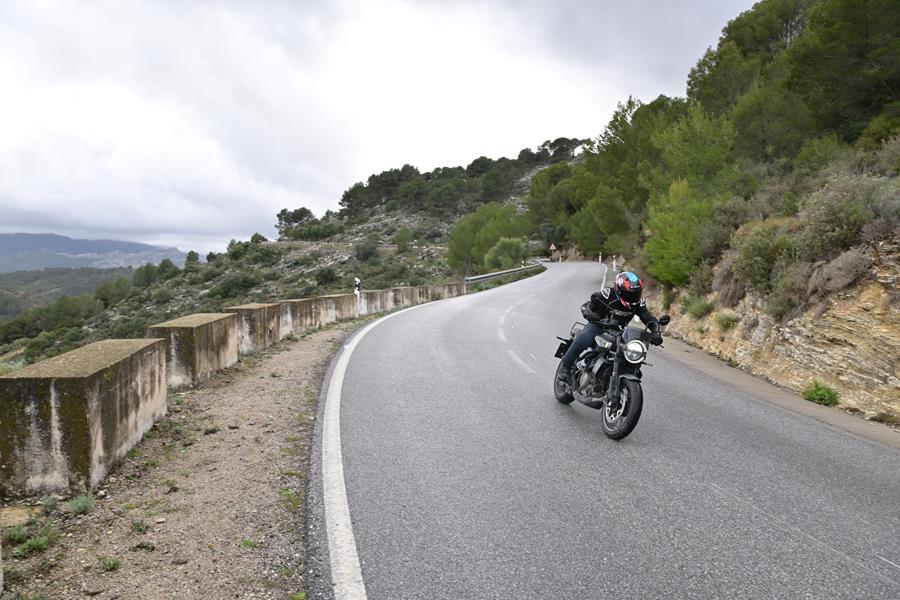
[0,267,133,321]
[0,233,186,272]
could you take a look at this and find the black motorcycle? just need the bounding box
[553,314,670,440]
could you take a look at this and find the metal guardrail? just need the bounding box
[463,262,543,285]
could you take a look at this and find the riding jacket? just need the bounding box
[583,287,660,331]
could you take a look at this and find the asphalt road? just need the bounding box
[310,262,900,600]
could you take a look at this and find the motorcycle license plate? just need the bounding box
[554,340,571,358]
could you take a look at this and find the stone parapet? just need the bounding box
[224,303,282,354]
[148,313,239,389]
[0,339,166,496]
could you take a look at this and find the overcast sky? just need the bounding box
[0,0,756,253]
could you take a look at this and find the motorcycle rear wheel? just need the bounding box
[553,361,574,404]
[601,379,643,440]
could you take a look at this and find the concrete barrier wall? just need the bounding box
[224,303,282,354]
[319,294,358,325]
[0,339,166,496]
[0,280,471,499]
[283,298,326,332]
[148,313,239,389]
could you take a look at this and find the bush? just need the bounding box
[153,289,174,305]
[794,176,879,261]
[67,493,94,515]
[715,313,739,331]
[393,228,414,253]
[689,263,714,296]
[768,260,813,320]
[732,220,793,293]
[314,267,338,286]
[208,272,261,298]
[354,235,380,263]
[681,294,714,319]
[802,381,839,406]
[484,237,526,271]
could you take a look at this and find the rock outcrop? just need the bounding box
[648,239,900,419]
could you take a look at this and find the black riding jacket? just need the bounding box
[583,287,660,331]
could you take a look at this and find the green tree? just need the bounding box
[484,237,526,271]
[448,203,530,273]
[644,179,715,286]
[687,42,760,115]
[788,0,900,141]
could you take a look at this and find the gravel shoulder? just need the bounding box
[2,322,359,600]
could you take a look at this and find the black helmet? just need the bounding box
[615,271,643,307]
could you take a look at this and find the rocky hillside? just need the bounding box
[647,238,900,422]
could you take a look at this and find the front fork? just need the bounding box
[606,351,622,409]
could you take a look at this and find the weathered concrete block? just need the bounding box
[278,303,294,340]
[0,339,166,496]
[224,303,282,354]
[148,313,238,389]
[393,286,420,308]
[360,289,394,315]
[283,298,326,332]
[319,294,358,325]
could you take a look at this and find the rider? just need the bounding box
[558,271,663,381]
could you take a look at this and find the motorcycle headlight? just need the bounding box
[623,340,647,364]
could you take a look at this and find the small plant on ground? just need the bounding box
[682,294,714,320]
[716,312,740,332]
[279,488,301,512]
[11,524,59,558]
[41,496,59,515]
[3,524,29,545]
[67,493,94,515]
[131,519,149,533]
[802,381,839,406]
[99,556,121,572]
[240,538,260,549]
[871,412,900,426]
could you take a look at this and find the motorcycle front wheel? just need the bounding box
[553,361,574,404]
[601,379,643,440]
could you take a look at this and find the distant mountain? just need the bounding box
[0,233,187,273]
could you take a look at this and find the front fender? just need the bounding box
[618,373,642,382]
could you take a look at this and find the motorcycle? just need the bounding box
[553,313,670,440]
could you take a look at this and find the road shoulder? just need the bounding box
[661,337,900,450]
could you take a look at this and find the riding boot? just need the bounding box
[557,364,571,382]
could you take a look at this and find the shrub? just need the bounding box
[793,134,849,184]
[661,286,675,310]
[68,493,94,515]
[153,289,174,305]
[99,556,121,572]
[354,235,380,263]
[688,263,714,296]
[716,313,739,331]
[484,237,526,271]
[314,267,338,286]
[681,294,714,319]
[208,272,261,298]
[794,176,879,261]
[768,260,813,320]
[393,228,414,253]
[802,381,839,406]
[732,220,793,293]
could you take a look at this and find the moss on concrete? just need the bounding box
[149,313,235,328]
[0,340,163,379]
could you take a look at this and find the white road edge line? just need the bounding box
[878,555,900,572]
[499,313,506,326]
[507,349,537,374]
[323,303,430,600]
[498,327,507,343]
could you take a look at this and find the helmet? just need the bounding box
[614,271,643,308]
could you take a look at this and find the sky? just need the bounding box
[0,0,757,253]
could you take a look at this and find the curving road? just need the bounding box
[308,262,900,600]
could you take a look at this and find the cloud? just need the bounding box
[0,0,754,253]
